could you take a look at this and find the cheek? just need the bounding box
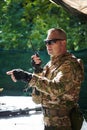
[53,44,61,52]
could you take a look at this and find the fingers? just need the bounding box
[6,70,17,82]
[6,70,13,75]
[11,74,17,82]
[31,54,38,59]
[31,55,41,65]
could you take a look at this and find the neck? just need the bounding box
[51,50,67,58]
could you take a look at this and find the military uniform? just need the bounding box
[29,52,84,130]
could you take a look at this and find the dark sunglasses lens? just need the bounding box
[45,40,56,45]
[44,39,65,45]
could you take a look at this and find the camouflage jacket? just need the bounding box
[29,52,84,127]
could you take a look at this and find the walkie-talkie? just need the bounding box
[30,40,43,95]
[30,40,43,73]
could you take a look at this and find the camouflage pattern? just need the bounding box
[29,52,84,129]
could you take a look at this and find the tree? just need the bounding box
[0,0,87,51]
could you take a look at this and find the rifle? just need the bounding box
[0,106,42,118]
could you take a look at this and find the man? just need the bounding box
[6,28,84,130]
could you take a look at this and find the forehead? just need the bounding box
[47,30,60,39]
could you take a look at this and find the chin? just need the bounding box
[48,51,52,55]
[48,53,53,56]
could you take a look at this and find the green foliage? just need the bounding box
[0,0,87,51]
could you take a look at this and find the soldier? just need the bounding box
[6,28,84,130]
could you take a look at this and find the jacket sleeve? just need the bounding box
[32,88,42,104]
[29,59,84,98]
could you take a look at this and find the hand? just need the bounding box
[31,54,43,73]
[31,54,42,65]
[6,69,32,83]
[6,70,17,82]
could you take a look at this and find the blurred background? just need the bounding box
[0,0,87,118]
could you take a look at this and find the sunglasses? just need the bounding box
[44,38,65,45]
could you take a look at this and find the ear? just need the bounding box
[60,40,65,45]
[60,40,66,52]
[62,40,66,46]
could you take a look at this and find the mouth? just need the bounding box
[47,48,53,53]
[47,48,52,51]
